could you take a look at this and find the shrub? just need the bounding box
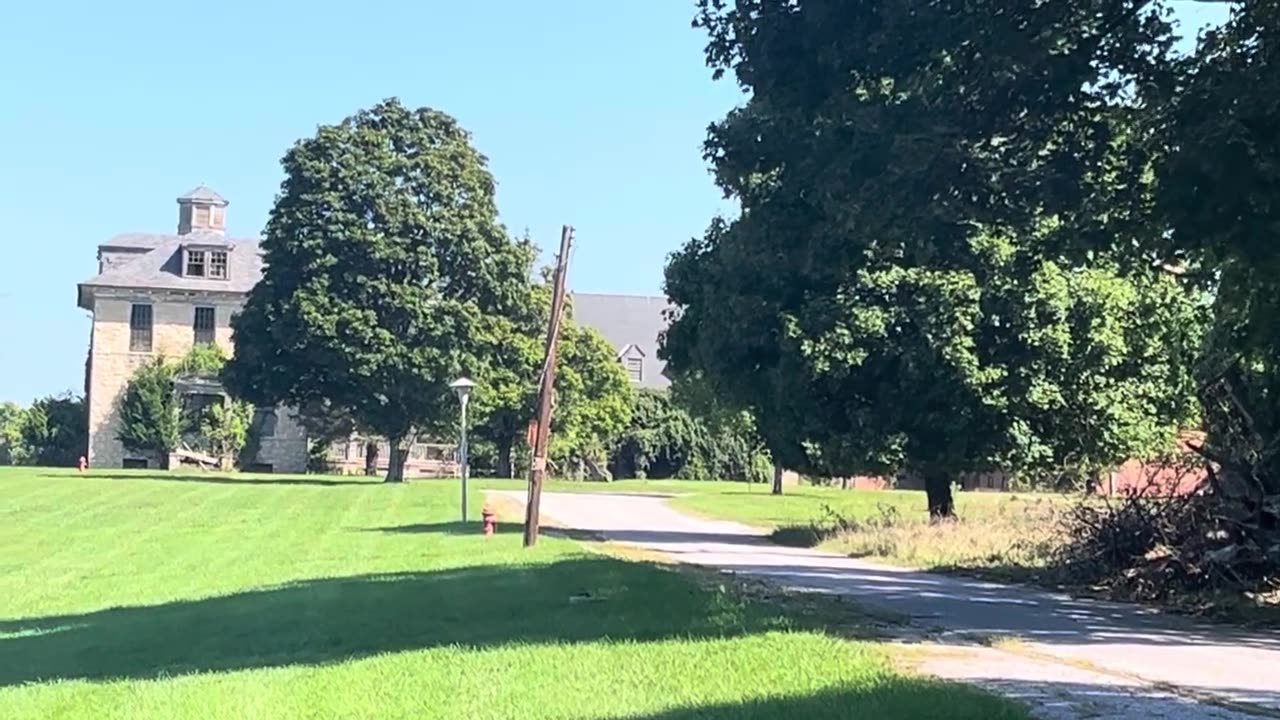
[607,389,769,482]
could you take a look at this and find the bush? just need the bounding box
[118,347,259,468]
[118,358,181,464]
[19,394,87,467]
[607,389,770,482]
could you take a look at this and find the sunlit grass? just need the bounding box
[1,467,1026,719]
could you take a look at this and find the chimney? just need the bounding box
[176,185,229,236]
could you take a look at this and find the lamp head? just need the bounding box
[449,377,477,404]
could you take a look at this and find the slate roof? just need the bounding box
[77,226,675,393]
[178,185,228,205]
[78,231,262,309]
[571,292,672,388]
[97,232,175,251]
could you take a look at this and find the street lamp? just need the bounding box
[449,377,476,524]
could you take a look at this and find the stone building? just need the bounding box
[78,187,672,473]
[77,187,308,471]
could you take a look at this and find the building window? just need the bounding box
[209,250,228,279]
[186,249,206,277]
[625,356,643,383]
[193,306,216,345]
[129,304,153,352]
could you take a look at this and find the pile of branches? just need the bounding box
[1048,375,1280,611]
[1050,478,1279,605]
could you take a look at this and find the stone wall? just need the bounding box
[248,407,308,474]
[88,289,310,473]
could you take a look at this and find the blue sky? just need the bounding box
[0,1,1229,403]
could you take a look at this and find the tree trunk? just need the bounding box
[772,464,784,495]
[925,471,955,520]
[364,441,379,476]
[384,437,406,483]
[496,438,514,479]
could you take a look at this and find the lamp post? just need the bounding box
[449,377,476,524]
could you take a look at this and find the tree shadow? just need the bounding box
[600,682,1026,719]
[364,521,525,536]
[41,472,377,487]
[368,521,768,547]
[598,678,1280,719]
[0,557,802,687]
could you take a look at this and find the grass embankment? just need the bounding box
[0,468,1025,719]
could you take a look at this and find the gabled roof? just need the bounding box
[618,343,647,359]
[571,292,672,388]
[78,232,262,309]
[178,185,228,205]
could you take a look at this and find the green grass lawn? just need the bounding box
[481,477,1024,523]
[1,467,1026,719]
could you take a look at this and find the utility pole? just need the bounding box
[524,225,573,547]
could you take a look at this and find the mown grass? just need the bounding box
[0,467,1027,719]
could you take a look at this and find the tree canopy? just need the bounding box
[0,402,26,465]
[225,98,537,482]
[663,0,1202,515]
[468,275,635,479]
[12,395,86,467]
[1156,0,1280,494]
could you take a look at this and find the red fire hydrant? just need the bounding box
[482,505,497,537]
[78,456,88,473]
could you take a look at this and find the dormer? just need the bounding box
[177,185,228,236]
[182,242,232,280]
[618,344,646,383]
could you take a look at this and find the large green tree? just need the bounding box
[468,279,634,479]
[1157,0,1280,493]
[225,99,536,482]
[22,394,87,467]
[548,323,634,473]
[0,401,26,465]
[664,0,1199,515]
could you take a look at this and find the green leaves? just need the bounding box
[665,1,1200,492]
[1156,2,1280,490]
[226,99,537,477]
[12,395,85,468]
[118,358,181,460]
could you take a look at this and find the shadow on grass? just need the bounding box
[364,521,528,536]
[370,521,770,548]
[604,678,1280,719]
[0,556,846,687]
[597,683,1029,720]
[40,472,378,487]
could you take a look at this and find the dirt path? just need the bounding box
[490,490,1280,720]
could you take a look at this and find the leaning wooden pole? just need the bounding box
[524,225,574,547]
